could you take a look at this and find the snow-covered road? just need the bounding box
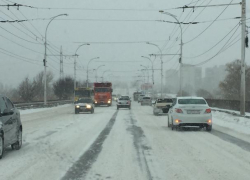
[0,103,250,180]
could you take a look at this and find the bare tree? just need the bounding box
[18,77,35,102]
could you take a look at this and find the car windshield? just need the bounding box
[119,97,129,100]
[178,99,207,105]
[77,99,93,103]
[157,99,173,103]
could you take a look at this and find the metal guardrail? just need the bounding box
[14,100,73,110]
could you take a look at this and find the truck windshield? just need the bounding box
[95,88,110,92]
[77,99,93,103]
[75,91,91,96]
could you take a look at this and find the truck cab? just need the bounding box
[94,82,113,106]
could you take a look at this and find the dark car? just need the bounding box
[0,95,22,159]
[75,98,95,114]
[117,96,131,110]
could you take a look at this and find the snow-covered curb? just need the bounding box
[19,104,72,115]
[213,111,250,135]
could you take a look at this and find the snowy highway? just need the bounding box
[1,103,250,180]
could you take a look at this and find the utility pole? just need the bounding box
[60,46,64,79]
[240,0,246,116]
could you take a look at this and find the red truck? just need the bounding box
[94,82,113,106]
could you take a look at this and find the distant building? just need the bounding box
[202,65,227,92]
[165,69,179,93]
[182,64,202,95]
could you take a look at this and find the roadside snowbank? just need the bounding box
[19,104,72,115]
[213,111,250,135]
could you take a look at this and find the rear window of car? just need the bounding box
[120,97,129,100]
[178,99,207,104]
[143,97,150,99]
[157,99,173,103]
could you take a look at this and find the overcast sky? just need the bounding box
[0,0,249,88]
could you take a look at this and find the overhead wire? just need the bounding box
[184,0,234,44]
[184,22,240,59]
[193,21,240,66]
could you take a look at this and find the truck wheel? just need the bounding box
[0,135,4,159]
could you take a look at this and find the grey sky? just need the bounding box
[0,0,249,87]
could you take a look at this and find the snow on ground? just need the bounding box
[213,111,250,135]
[1,102,250,180]
[19,104,72,115]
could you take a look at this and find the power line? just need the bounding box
[193,22,240,66]
[0,34,43,54]
[184,0,234,44]
[184,22,240,59]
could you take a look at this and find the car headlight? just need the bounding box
[76,105,80,108]
[86,105,91,109]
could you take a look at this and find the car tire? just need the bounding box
[167,117,170,127]
[206,125,212,132]
[171,119,174,131]
[91,108,94,114]
[11,128,22,150]
[75,110,78,114]
[0,135,4,159]
[117,106,119,110]
[129,106,131,110]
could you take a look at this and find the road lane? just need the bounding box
[0,105,116,180]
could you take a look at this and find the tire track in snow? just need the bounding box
[61,111,118,180]
[211,130,250,152]
[127,111,153,180]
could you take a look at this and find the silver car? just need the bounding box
[75,98,95,114]
[138,94,145,103]
[117,96,131,110]
[168,97,212,131]
[141,97,152,106]
[0,95,22,159]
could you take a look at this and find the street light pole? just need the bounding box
[141,56,155,84]
[240,0,246,116]
[95,65,105,82]
[44,13,68,105]
[74,43,90,101]
[146,42,163,98]
[86,57,100,87]
[140,65,149,83]
[101,70,111,82]
[160,11,183,96]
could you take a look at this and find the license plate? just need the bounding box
[187,110,200,114]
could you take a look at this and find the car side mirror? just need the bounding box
[2,109,11,116]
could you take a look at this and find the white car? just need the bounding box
[168,97,212,131]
